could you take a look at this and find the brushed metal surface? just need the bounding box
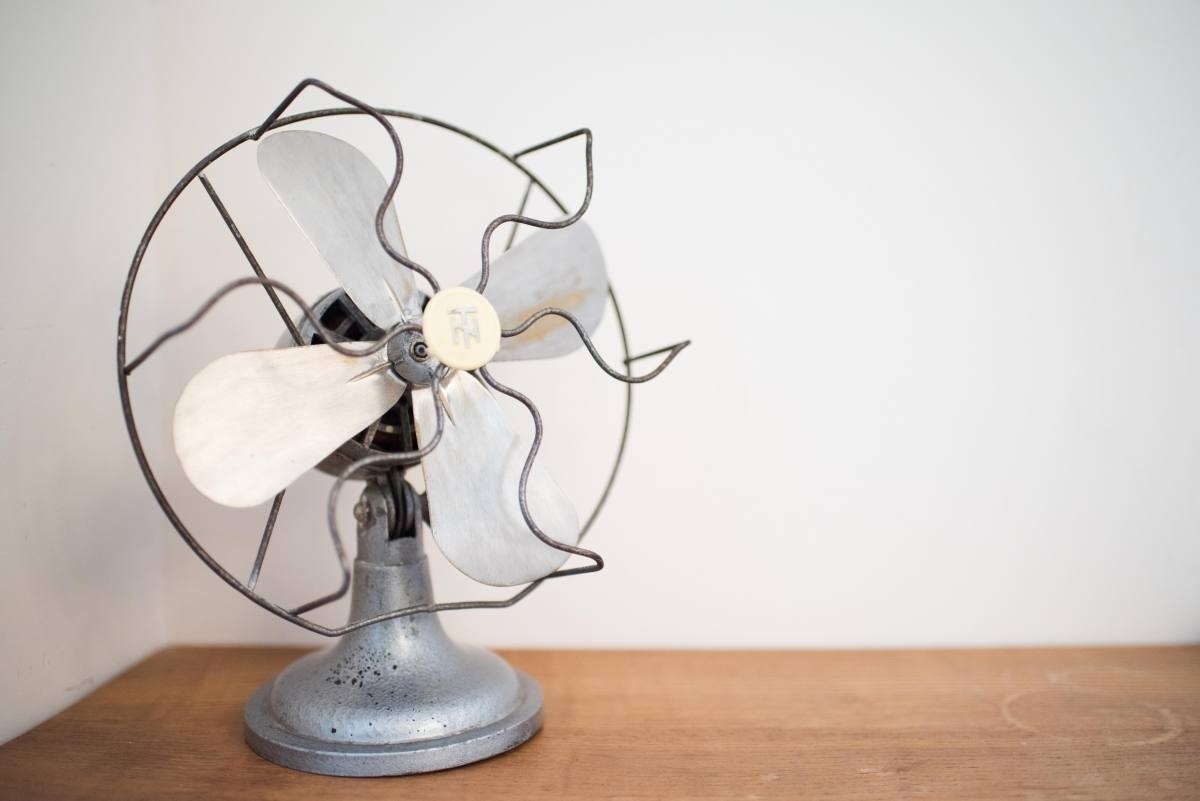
[467,221,607,361]
[244,673,541,777]
[258,130,419,327]
[413,371,579,586]
[243,483,542,775]
[173,343,405,508]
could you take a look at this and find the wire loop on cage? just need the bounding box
[504,307,691,384]
[476,367,605,579]
[254,78,441,296]
[474,128,593,296]
[124,275,422,374]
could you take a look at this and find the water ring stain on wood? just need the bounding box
[999,667,1184,747]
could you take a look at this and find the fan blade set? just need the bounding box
[174,129,679,588]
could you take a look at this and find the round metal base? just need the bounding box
[244,670,542,776]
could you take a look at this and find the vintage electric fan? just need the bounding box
[116,79,687,775]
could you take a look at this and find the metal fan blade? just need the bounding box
[174,344,405,508]
[258,130,419,327]
[412,371,579,586]
[467,221,607,361]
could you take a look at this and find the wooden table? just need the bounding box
[1,646,1197,800]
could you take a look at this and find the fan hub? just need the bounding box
[421,287,502,370]
[386,328,441,386]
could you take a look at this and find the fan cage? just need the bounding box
[116,91,635,636]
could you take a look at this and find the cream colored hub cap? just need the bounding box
[421,287,502,370]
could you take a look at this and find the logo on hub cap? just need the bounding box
[422,287,501,370]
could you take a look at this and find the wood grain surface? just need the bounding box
[1,646,1197,800]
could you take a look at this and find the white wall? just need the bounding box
[4,0,1199,740]
[0,1,166,742]
[148,0,1200,648]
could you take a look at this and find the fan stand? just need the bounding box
[243,478,542,776]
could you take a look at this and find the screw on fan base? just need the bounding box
[245,479,542,776]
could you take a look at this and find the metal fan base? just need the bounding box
[242,482,542,776]
[244,670,541,776]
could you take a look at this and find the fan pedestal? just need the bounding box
[244,482,542,776]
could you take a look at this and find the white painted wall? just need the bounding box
[0,1,166,743]
[4,0,1199,740]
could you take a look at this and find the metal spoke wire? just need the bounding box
[504,306,690,383]
[198,174,303,346]
[502,180,535,253]
[476,367,605,579]
[254,78,440,296]
[124,272,423,620]
[475,306,688,579]
[474,128,593,296]
[124,275,421,374]
[247,491,285,591]
[503,132,640,540]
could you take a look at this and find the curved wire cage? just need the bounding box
[117,79,686,636]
